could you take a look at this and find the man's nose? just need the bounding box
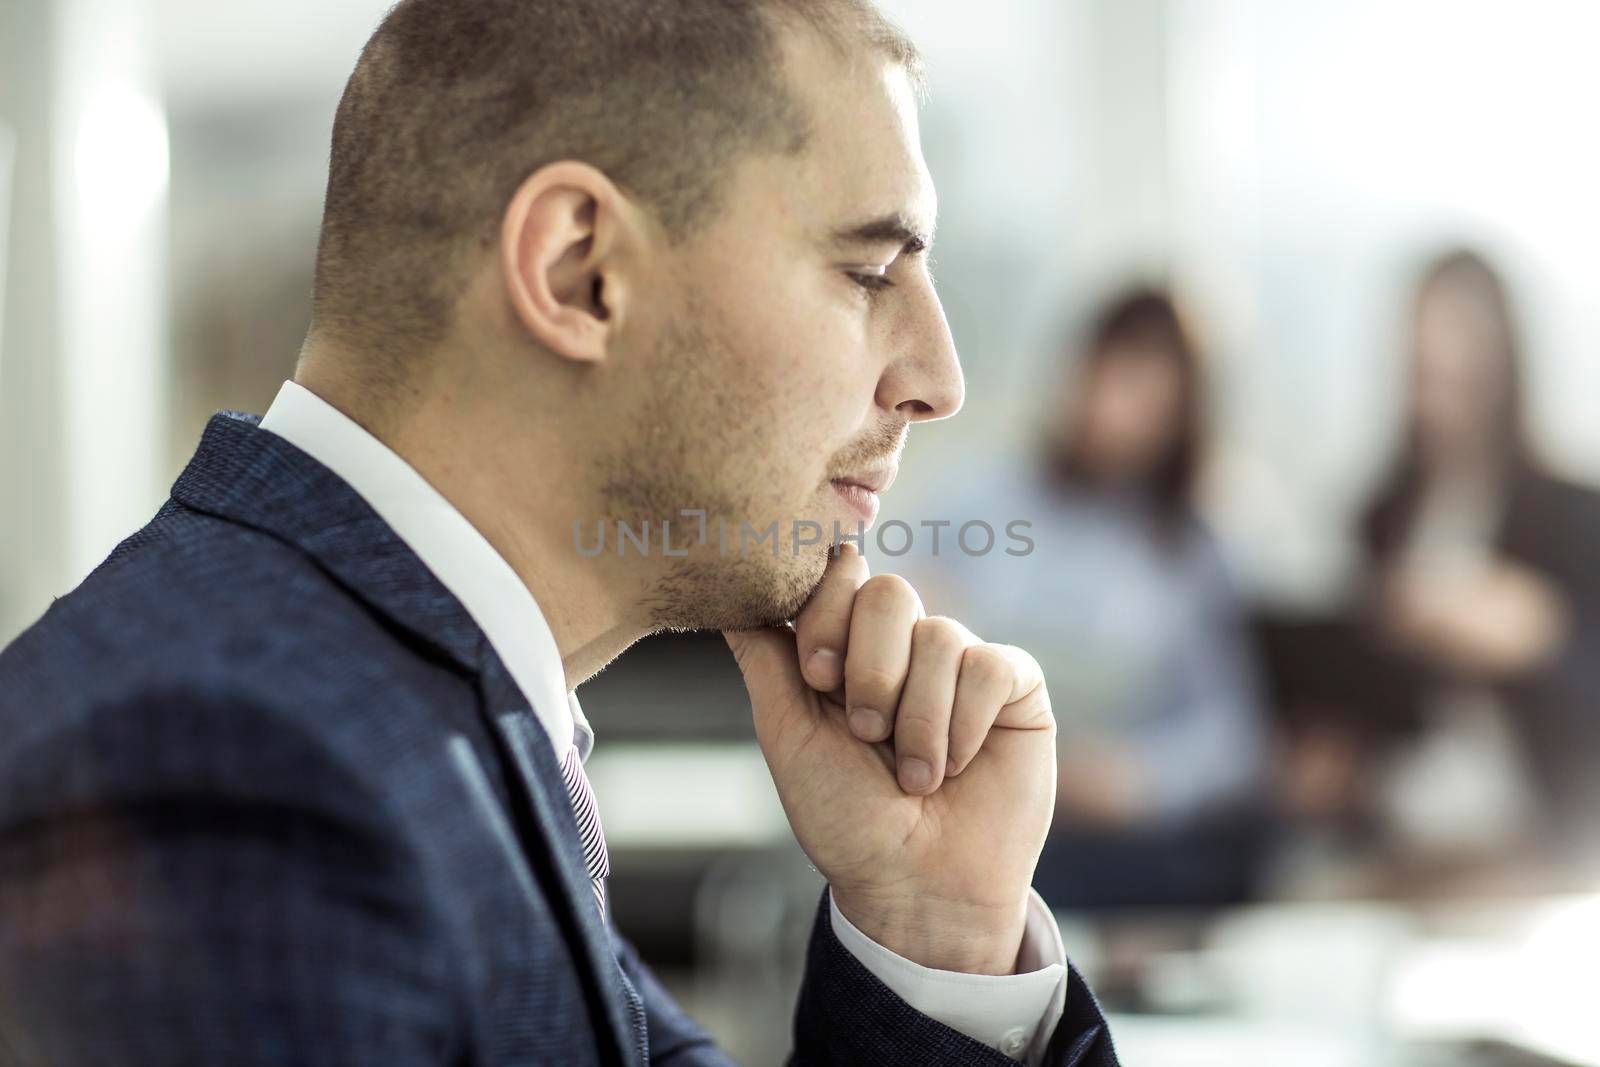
[876,283,964,423]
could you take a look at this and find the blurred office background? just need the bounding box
[4,1,1600,1063]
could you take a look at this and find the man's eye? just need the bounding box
[847,271,895,294]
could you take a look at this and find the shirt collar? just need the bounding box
[258,380,593,759]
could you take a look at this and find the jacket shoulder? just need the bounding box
[0,500,480,779]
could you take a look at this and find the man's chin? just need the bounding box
[646,542,832,632]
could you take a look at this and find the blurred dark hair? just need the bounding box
[1049,286,1206,540]
[1360,248,1536,563]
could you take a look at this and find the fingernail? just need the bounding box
[946,757,959,778]
[805,647,840,688]
[898,757,932,793]
[848,707,886,740]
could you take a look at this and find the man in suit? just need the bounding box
[0,1,1118,1063]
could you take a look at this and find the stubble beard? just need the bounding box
[595,305,835,634]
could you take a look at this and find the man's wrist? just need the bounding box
[830,887,1030,975]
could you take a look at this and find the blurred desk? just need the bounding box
[1105,1015,1377,1067]
[585,741,788,850]
[1064,895,1600,1067]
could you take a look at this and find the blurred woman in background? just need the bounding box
[927,286,1271,910]
[1352,249,1600,880]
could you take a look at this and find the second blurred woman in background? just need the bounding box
[1350,249,1600,883]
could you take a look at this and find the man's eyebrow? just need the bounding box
[832,213,933,255]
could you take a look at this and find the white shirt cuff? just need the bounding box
[829,888,1069,1063]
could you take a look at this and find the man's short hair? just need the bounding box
[310,0,920,358]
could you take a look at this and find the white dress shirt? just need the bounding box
[259,380,1068,1062]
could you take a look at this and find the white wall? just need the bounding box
[0,0,171,645]
[0,0,68,644]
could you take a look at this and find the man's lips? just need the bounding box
[830,466,898,495]
[830,482,880,524]
[828,467,897,525]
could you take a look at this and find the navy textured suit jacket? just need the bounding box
[0,412,1118,1066]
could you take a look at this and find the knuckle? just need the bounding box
[996,643,1042,675]
[856,573,916,613]
[961,643,1012,688]
[912,615,966,657]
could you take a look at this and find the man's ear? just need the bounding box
[500,161,638,364]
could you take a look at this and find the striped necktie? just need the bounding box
[559,744,610,916]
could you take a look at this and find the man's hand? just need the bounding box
[724,544,1056,976]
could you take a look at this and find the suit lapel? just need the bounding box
[478,651,640,1066]
[171,412,640,1064]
